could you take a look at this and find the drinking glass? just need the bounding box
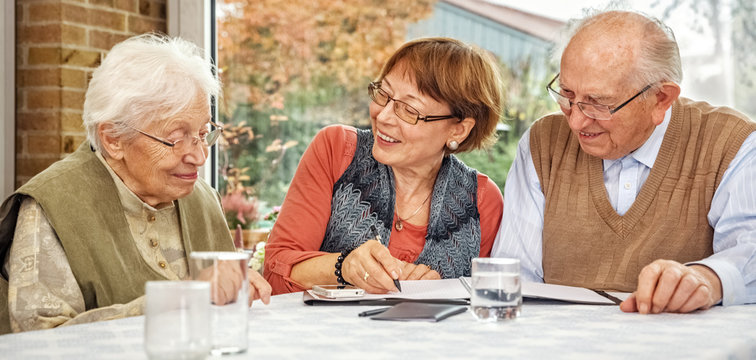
[470,257,521,321]
[189,251,251,355]
[144,281,211,360]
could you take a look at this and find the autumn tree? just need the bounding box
[216,0,436,207]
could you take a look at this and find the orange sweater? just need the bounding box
[265,125,503,294]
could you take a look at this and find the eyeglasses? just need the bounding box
[368,82,456,125]
[128,121,224,154]
[546,73,652,121]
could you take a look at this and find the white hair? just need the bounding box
[553,7,683,98]
[83,33,221,154]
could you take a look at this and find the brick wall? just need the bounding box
[15,0,167,187]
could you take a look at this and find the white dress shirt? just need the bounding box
[492,109,756,306]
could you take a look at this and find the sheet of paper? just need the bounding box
[306,278,470,302]
[522,282,617,305]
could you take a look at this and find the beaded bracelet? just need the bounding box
[334,249,353,285]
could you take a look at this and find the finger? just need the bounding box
[368,242,402,280]
[678,285,711,313]
[406,264,429,280]
[248,269,272,305]
[362,261,398,292]
[636,261,665,314]
[343,253,389,293]
[419,269,441,280]
[619,292,638,313]
[664,272,700,312]
[651,265,684,313]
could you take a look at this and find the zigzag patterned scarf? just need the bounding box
[320,128,481,278]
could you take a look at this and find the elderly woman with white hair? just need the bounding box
[0,34,271,334]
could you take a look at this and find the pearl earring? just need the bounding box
[448,140,459,151]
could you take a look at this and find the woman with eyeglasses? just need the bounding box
[0,34,270,334]
[265,37,504,294]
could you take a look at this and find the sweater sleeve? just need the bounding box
[476,173,503,257]
[264,125,357,294]
[6,198,144,332]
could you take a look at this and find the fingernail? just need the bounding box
[639,303,649,314]
[391,271,398,279]
[651,305,661,314]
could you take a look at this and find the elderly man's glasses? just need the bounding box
[129,121,224,154]
[546,73,652,121]
[368,82,456,125]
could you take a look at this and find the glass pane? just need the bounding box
[214,0,562,231]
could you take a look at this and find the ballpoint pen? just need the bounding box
[370,224,402,292]
[358,307,391,317]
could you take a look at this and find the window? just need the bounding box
[212,0,755,231]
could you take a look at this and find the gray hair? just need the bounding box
[554,8,683,98]
[83,33,220,154]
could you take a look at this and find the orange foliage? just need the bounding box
[217,0,435,116]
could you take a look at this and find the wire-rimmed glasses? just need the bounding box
[368,81,456,125]
[546,73,652,121]
[129,121,224,154]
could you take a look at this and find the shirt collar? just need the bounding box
[603,107,672,170]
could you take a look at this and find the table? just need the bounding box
[1,292,755,359]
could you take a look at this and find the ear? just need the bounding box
[650,82,681,126]
[449,117,476,145]
[98,123,125,160]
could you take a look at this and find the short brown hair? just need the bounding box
[376,37,504,153]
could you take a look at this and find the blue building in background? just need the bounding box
[408,0,564,79]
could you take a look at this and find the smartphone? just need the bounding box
[312,285,365,298]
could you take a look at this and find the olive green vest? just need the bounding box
[0,142,233,334]
[530,98,756,291]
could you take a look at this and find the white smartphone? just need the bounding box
[312,285,365,298]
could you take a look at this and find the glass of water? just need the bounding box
[189,251,251,356]
[470,257,521,321]
[144,281,211,360]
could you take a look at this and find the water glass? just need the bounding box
[144,281,211,360]
[189,251,251,355]
[470,257,521,321]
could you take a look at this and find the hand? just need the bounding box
[196,259,245,305]
[620,259,722,314]
[398,261,441,280]
[342,240,403,294]
[247,269,272,306]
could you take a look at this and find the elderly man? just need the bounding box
[0,34,271,334]
[493,10,756,314]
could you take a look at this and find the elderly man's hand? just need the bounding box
[620,259,722,314]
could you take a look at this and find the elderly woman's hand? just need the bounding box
[342,240,403,294]
[247,269,271,306]
[195,259,245,305]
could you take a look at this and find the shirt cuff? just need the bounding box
[687,258,746,306]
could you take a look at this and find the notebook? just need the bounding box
[370,302,468,322]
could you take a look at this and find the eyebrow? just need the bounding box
[382,78,427,108]
[559,83,614,105]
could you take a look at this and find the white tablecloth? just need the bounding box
[1,292,755,359]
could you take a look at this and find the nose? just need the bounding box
[566,103,594,130]
[183,138,208,166]
[375,99,399,124]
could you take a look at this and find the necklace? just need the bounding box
[395,190,432,231]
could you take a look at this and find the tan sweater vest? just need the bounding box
[530,98,756,291]
[0,142,234,333]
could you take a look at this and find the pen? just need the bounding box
[358,307,391,317]
[370,224,402,292]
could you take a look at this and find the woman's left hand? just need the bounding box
[399,262,441,280]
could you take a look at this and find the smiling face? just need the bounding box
[369,65,461,174]
[104,94,211,207]
[559,18,662,160]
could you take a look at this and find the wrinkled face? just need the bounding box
[369,66,458,172]
[559,33,658,160]
[117,95,211,206]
